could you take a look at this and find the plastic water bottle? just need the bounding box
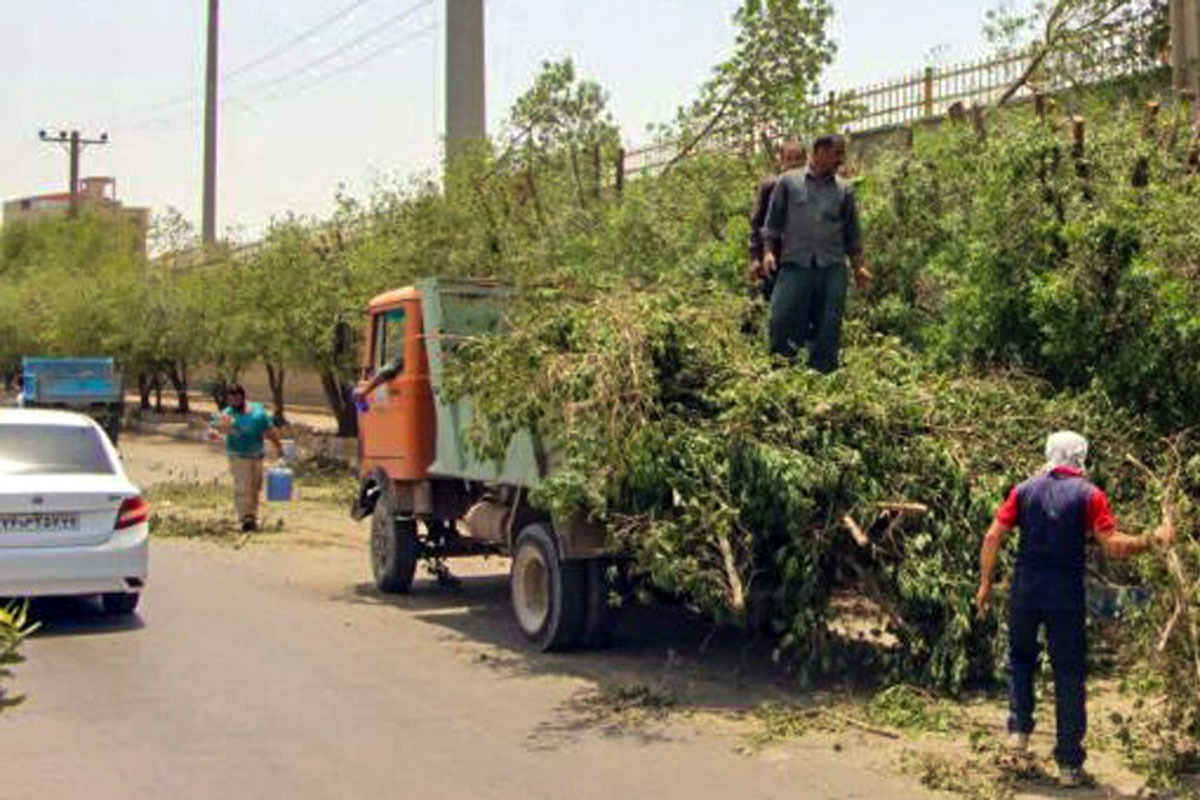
[266,463,294,502]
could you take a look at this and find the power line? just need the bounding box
[245,23,437,105]
[126,0,391,119]
[125,21,437,138]
[224,0,376,81]
[230,0,434,100]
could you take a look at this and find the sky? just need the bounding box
[0,0,1012,240]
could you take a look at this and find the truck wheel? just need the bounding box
[371,483,418,594]
[510,523,584,651]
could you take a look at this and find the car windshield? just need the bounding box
[0,424,114,476]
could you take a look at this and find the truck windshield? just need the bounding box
[0,424,114,476]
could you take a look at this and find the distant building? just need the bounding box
[3,177,150,252]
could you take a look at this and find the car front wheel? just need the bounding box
[101,592,140,616]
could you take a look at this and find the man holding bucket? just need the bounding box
[214,383,284,532]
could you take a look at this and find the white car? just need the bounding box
[0,409,148,615]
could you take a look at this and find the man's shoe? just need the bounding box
[1057,765,1086,788]
[1007,732,1030,753]
[241,517,258,533]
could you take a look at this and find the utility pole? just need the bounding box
[445,0,485,159]
[202,0,220,245]
[37,129,109,217]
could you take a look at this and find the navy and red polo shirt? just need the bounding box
[994,467,1116,610]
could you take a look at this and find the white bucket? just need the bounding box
[281,439,299,461]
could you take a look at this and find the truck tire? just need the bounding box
[371,482,418,594]
[510,523,584,651]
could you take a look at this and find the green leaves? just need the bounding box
[679,0,838,144]
[0,602,36,712]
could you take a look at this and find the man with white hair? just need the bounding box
[975,431,1175,788]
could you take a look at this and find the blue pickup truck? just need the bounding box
[20,357,125,444]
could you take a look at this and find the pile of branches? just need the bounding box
[451,287,1183,686]
[443,97,1200,781]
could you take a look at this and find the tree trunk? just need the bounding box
[152,374,164,414]
[320,368,358,438]
[569,143,587,209]
[265,362,287,424]
[523,169,546,226]
[210,378,228,411]
[137,373,153,411]
[167,361,190,414]
[591,141,603,201]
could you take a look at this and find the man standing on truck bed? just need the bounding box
[975,431,1175,788]
[748,140,806,301]
[214,384,283,532]
[761,134,872,373]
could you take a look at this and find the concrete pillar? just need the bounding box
[1172,0,1200,101]
[446,0,486,156]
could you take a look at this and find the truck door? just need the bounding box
[358,302,434,480]
[360,306,408,460]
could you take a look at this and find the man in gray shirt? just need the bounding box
[762,134,871,373]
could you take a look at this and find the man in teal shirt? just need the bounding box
[215,384,282,531]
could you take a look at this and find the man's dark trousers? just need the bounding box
[1008,602,1087,768]
[768,261,848,373]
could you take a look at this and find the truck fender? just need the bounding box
[350,468,388,521]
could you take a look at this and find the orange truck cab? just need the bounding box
[356,287,435,482]
[350,278,610,651]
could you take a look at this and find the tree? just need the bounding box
[241,218,311,423]
[987,0,1169,104]
[673,0,838,163]
[504,58,621,207]
[0,209,145,377]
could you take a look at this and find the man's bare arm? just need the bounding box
[1098,521,1174,560]
[976,520,1011,612]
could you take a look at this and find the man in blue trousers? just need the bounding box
[976,431,1175,788]
[761,134,872,372]
[748,140,806,301]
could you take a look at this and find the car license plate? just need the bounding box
[0,513,81,534]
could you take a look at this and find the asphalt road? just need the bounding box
[0,536,933,800]
[0,434,937,800]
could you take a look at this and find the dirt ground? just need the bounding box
[117,433,1188,800]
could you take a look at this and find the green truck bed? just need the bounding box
[417,278,548,487]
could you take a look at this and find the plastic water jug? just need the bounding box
[266,464,294,502]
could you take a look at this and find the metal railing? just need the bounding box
[623,26,1159,175]
[841,55,1029,133]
